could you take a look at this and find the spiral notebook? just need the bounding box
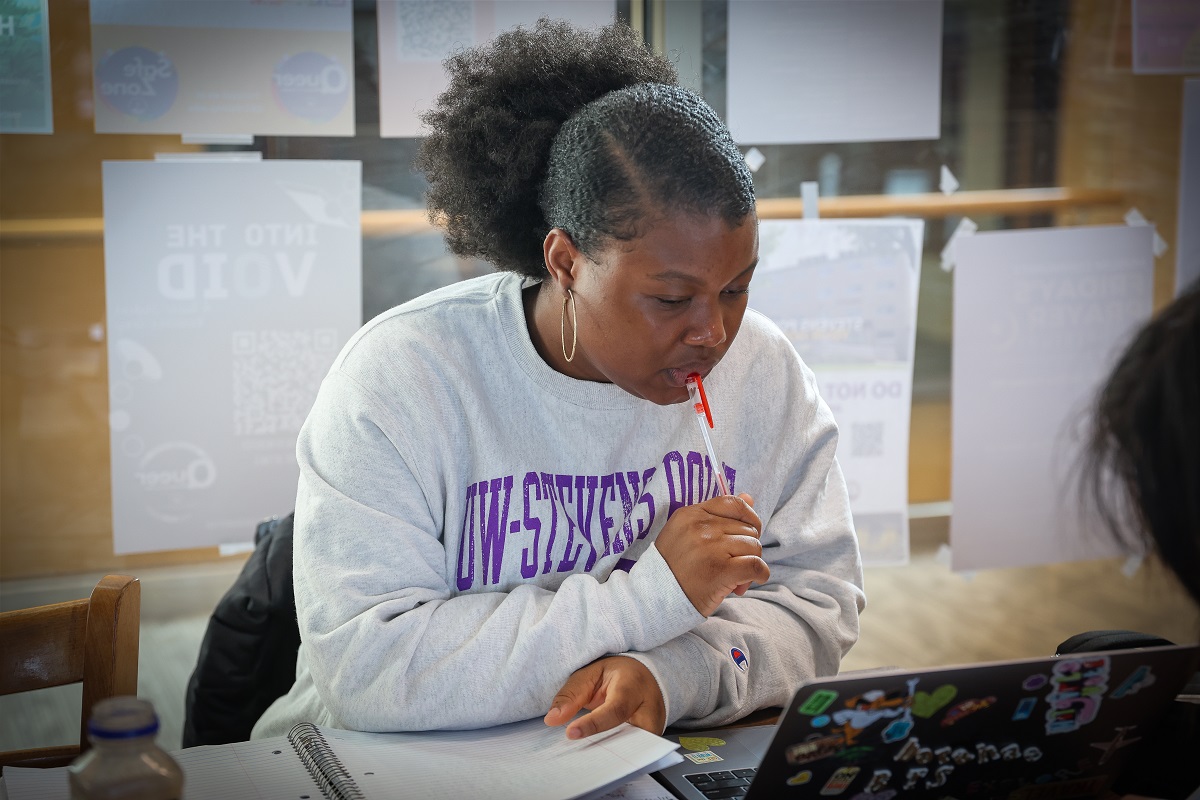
[1,717,683,800]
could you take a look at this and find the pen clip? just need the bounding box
[687,373,714,429]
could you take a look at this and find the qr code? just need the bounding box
[851,422,885,457]
[395,1,474,61]
[232,329,339,436]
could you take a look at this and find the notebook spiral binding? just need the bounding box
[288,723,368,800]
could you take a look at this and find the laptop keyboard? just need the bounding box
[684,768,758,799]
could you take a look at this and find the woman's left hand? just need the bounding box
[543,656,666,739]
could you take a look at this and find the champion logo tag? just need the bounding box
[730,647,748,672]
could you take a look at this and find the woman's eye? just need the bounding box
[723,287,751,297]
[655,297,688,306]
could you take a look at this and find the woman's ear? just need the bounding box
[543,228,582,291]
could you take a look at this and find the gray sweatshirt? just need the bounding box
[253,271,865,737]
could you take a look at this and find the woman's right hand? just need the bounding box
[654,493,770,617]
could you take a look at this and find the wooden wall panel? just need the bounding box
[1058,0,1188,307]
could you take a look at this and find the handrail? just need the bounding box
[0,187,1126,243]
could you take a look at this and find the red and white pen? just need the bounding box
[685,373,731,496]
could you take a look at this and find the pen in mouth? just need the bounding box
[685,372,731,496]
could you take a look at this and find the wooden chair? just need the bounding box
[0,574,141,769]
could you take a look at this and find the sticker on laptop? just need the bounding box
[798,689,838,716]
[1012,696,1037,721]
[786,731,850,765]
[730,647,748,672]
[683,750,723,765]
[1089,726,1141,765]
[881,718,912,743]
[850,790,896,800]
[820,766,860,794]
[678,736,725,752]
[940,696,995,727]
[1045,656,1110,735]
[1112,665,1155,698]
[911,684,957,718]
[785,769,812,786]
[1022,673,1048,691]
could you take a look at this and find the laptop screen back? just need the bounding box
[747,645,1199,799]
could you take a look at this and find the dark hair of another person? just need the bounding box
[416,19,756,278]
[1084,278,1200,606]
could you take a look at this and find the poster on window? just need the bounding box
[950,225,1154,572]
[377,0,614,138]
[1132,0,1200,74]
[89,0,354,136]
[0,0,53,133]
[751,219,924,566]
[726,0,943,145]
[102,159,361,554]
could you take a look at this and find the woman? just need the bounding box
[1082,280,1200,798]
[253,20,864,740]
[1086,278,1200,606]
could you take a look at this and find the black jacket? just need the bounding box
[182,513,300,748]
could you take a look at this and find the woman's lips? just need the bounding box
[665,365,714,387]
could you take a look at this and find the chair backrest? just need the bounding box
[0,574,141,769]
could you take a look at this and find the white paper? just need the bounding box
[0,0,53,133]
[592,774,676,800]
[950,225,1155,572]
[752,219,925,566]
[323,720,681,800]
[1,726,680,800]
[726,0,943,144]
[377,0,615,138]
[1132,0,1200,74]
[102,160,361,554]
[1178,79,1200,294]
[89,0,354,135]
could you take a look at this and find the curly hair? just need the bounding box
[416,19,755,278]
[1082,278,1200,606]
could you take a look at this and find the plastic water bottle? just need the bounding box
[68,697,184,800]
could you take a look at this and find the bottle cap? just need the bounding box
[87,696,160,739]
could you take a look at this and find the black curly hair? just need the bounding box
[1082,278,1200,606]
[416,19,756,279]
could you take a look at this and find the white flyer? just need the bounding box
[89,0,354,136]
[102,159,361,554]
[377,0,615,138]
[752,219,924,566]
[950,225,1154,571]
[726,0,943,144]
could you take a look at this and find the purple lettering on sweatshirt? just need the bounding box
[554,474,580,573]
[685,450,705,506]
[599,473,620,556]
[575,474,600,572]
[664,450,687,519]
[456,481,478,591]
[478,475,514,585]
[538,472,559,575]
[635,467,657,539]
[520,471,543,580]
[455,456,735,591]
[614,471,636,552]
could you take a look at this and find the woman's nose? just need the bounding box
[684,307,728,347]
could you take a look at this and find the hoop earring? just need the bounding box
[561,288,578,363]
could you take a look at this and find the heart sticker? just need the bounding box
[912,685,958,718]
[679,736,727,752]
[786,770,812,786]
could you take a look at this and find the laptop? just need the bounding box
[654,644,1199,800]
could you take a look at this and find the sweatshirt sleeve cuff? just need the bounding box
[605,543,704,653]
[625,634,721,729]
